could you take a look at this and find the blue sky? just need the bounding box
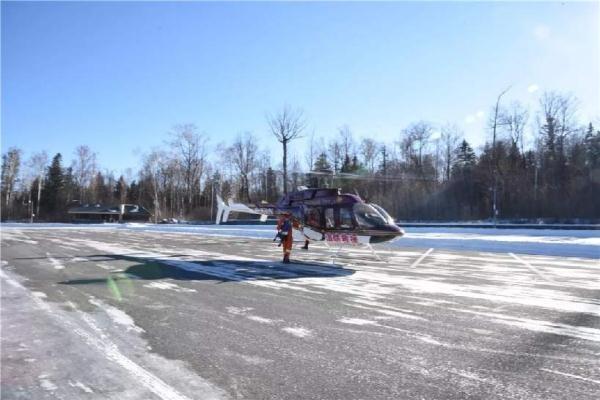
[2,1,598,175]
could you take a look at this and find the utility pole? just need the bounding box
[491,86,511,226]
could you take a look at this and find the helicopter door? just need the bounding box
[305,206,321,229]
[339,207,354,229]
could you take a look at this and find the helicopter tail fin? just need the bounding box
[215,195,271,224]
[215,195,231,224]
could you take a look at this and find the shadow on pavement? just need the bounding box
[57,253,354,286]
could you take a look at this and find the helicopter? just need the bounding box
[215,187,405,248]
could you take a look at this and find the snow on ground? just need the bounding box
[2,222,598,258]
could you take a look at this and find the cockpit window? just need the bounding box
[353,203,387,228]
[369,203,395,225]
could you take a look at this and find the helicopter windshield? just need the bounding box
[369,203,395,225]
[353,203,388,229]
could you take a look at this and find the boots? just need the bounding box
[301,240,309,250]
[283,254,290,263]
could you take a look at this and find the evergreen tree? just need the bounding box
[127,180,139,204]
[63,167,77,205]
[313,152,331,171]
[311,153,331,188]
[266,167,278,202]
[114,175,127,204]
[584,123,600,169]
[93,171,111,204]
[452,140,476,176]
[42,153,65,218]
[340,154,352,173]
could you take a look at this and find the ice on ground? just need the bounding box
[2,222,597,258]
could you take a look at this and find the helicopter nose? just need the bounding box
[392,224,405,237]
[384,223,404,236]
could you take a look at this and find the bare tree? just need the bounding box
[227,132,259,202]
[500,101,529,155]
[305,130,317,171]
[440,124,461,181]
[72,145,97,203]
[28,151,49,216]
[142,150,167,223]
[169,124,208,212]
[1,147,22,218]
[338,125,355,159]
[401,121,434,167]
[267,105,306,194]
[553,93,578,156]
[360,138,379,174]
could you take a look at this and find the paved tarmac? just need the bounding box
[1,227,599,399]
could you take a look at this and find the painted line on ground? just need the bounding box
[540,368,600,385]
[509,252,555,283]
[409,248,434,268]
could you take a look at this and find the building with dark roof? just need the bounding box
[67,204,151,223]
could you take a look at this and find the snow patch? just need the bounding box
[454,309,600,342]
[1,269,208,400]
[89,298,145,334]
[39,377,58,391]
[68,380,94,393]
[226,306,253,315]
[338,318,378,326]
[47,254,65,270]
[144,282,196,293]
[282,327,312,338]
[418,335,443,346]
[247,315,274,324]
[239,354,272,365]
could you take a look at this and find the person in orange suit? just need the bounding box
[276,212,299,263]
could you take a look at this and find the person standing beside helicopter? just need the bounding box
[276,212,299,263]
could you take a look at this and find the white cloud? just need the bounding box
[465,111,485,124]
[528,84,539,93]
[533,24,550,40]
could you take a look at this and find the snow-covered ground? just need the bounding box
[0,223,600,259]
[2,223,598,259]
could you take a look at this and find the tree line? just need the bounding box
[2,91,599,222]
